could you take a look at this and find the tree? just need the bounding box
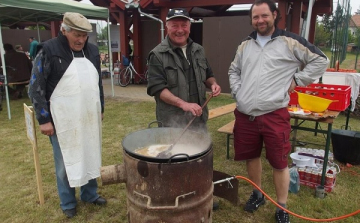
[97,26,108,40]
[314,21,331,46]
[329,3,352,67]
[347,32,354,43]
[321,14,333,33]
[321,14,334,47]
[28,26,46,30]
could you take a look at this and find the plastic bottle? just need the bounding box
[289,166,300,193]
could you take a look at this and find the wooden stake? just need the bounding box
[24,103,44,205]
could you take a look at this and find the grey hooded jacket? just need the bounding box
[228,28,329,116]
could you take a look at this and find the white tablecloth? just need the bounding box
[314,72,360,111]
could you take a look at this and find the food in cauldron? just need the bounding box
[135,144,204,157]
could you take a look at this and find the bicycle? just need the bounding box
[118,56,148,87]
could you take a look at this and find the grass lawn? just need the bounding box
[1,93,360,223]
[321,49,360,72]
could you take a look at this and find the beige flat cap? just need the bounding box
[63,12,92,32]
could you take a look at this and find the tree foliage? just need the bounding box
[314,20,332,46]
[318,1,352,67]
[27,26,46,30]
[97,26,108,40]
[348,32,355,43]
[321,14,334,33]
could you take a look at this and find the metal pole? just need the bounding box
[0,23,12,120]
[107,17,115,97]
[37,23,41,42]
[138,8,164,41]
[304,0,314,40]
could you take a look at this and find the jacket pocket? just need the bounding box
[165,66,178,88]
[196,59,207,82]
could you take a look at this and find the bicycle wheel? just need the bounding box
[118,67,132,87]
[135,67,148,84]
[141,68,148,84]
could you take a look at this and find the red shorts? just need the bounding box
[233,108,291,169]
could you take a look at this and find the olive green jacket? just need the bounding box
[147,36,213,129]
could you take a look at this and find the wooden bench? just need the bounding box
[208,103,236,159]
[0,80,30,101]
[217,120,235,159]
[208,103,236,120]
[7,80,30,86]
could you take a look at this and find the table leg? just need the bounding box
[320,123,332,186]
[226,134,230,159]
[345,101,351,130]
[314,122,319,136]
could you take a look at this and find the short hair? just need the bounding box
[61,22,72,32]
[29,37,35,40]
[4,43,13,51]
[249,0,282,27]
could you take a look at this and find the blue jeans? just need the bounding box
[50,134,99,210]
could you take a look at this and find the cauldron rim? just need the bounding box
[122,127,212,163]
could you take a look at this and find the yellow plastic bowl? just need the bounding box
[296,91,337,113]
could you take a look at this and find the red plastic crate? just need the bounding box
[289,84,351,111]
[299,179,335,193]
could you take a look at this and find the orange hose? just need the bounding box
[235,175,360,222]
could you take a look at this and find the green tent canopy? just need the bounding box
[0,0,108,26]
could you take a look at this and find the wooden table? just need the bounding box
[290,110,340,187]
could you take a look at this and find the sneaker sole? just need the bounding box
[244,199,266,213]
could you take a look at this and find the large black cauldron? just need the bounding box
[101,127,214,223]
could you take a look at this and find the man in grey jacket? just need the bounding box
[147,8,221,132]
[228,1,328,223]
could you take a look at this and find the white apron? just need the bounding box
[50,54,102,187]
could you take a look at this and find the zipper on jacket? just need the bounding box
[253,40,264,109]
[253,38,275,109]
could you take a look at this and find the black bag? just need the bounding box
[331,129,360,165]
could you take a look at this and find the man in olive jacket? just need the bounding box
[147,8,221,132]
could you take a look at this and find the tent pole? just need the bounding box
[37,23,41,42]
[107,17,114,97]
[0,23,12,120]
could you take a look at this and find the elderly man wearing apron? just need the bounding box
[29,12,106,218]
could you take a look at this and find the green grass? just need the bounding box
[1,94,360,223]
[321,49,360,72]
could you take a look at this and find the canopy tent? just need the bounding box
[0,0,114,120]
